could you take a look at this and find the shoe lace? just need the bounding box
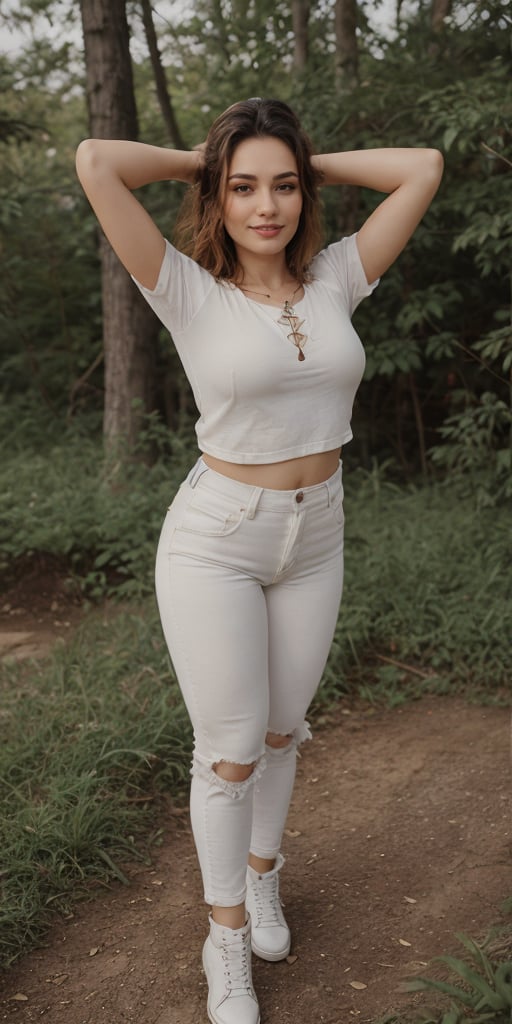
[252,873,283,928]
[220,930,252,996]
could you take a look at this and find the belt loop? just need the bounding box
[188,458,209,489]
[245,486,263,519]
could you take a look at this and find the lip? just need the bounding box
[250,225,283,237]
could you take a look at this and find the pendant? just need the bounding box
[279,301,307,361]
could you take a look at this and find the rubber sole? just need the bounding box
[251,937,291,963]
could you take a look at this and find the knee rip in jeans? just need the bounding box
[266,731,293,749]
[266,719,312,754]
[191,750,266,799]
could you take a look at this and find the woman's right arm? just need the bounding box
[75,140,201,289]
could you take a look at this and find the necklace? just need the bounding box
[239,283,308,362]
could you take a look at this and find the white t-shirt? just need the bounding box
[133,232,378,463]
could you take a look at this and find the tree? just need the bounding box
[334,0,358,91]
[291,0,310,70]
[78,0,160,453]
[140,0,187,149]
[431,0,452,32]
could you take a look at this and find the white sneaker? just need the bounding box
[202,915,260,1024]
[246,853,291,962]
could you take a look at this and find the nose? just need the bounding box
[255,188,278,216]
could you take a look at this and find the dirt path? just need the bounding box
[0,585,510,1022]
[1,668,510,1024]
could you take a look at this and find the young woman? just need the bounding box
[76,98,443,1024]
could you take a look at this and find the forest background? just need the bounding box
[0,0,511,993]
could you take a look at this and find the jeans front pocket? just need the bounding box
[175,484,246,539]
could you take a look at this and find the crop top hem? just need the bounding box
[198,430,352,465]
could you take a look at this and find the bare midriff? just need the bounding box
[202,448,342,490]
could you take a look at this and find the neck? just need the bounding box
[235,251,295,294]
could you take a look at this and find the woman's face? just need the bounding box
[222,136,303,264]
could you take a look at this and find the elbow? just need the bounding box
[425,147,444,187]
[75,138,103,182]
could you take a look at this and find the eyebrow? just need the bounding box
[227,171,299,181]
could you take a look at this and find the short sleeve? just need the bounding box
[131,240,214,334]
[311,232,379,316]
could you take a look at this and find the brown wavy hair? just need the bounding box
[174,98,323,285]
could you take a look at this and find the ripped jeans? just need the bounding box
[155,458,344,906]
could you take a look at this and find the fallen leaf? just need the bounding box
[404,896,417,904]
[10,994,28,1002]
[377,962,394,968]
[349,981,367,990]
[286,954,298,965]
[284,829,302,838]
[89,947,99,957]
[398,939,412,947]
[47,975,69,986]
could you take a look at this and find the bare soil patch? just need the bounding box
[0,555,84,662]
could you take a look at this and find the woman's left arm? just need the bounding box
[311,148,444,285]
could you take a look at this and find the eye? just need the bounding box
[276,183,297,191]
[233,184,252,193]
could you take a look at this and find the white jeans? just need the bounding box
[155,458,345,906]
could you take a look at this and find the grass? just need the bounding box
[0,610,192,966]
[0,434,511,967]
[0,415,197,599]
[376,925,512,1023]
[320,466,511,706]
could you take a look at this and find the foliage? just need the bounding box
[344,11,512,491]
[319,465,512,705]
[0,47,101,416]
[403,932,512,1023]
[0,0,511,490]
[0,413,197,597]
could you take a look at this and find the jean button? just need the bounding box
[295,491,304,503]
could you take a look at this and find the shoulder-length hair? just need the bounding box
[174,98,323,285]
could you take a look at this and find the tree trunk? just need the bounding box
[431,0,452,32]
[334,0,359,92]
[211,0,232,66]
[291,0,310,70]
[334,0,359,236]
[140,0,187,149]
[78,0,159,453]
[395,0,404,33]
